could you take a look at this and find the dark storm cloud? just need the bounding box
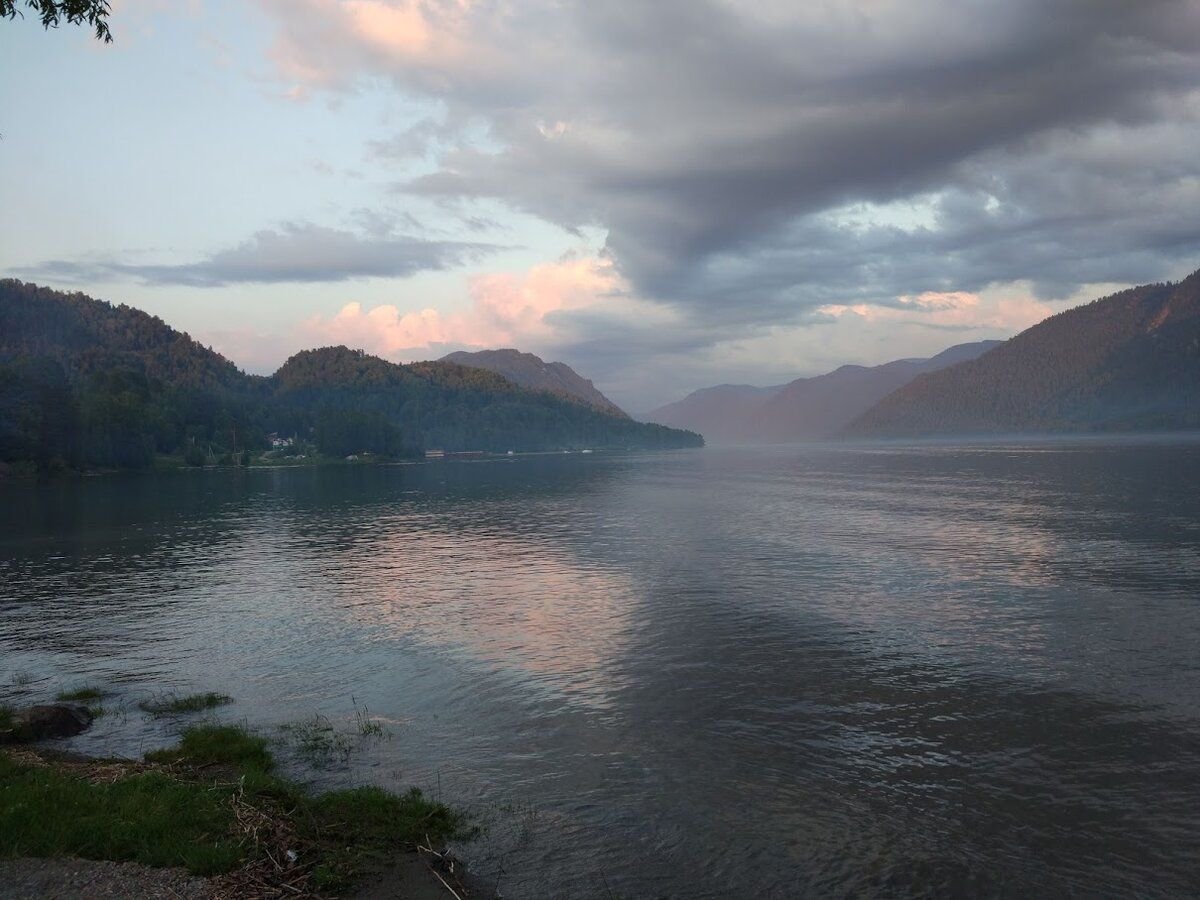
[20,222,502,287]
[254,0,1200,399]
[375,0,1200,303]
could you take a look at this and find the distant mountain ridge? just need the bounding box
[441,348,627,417]
[648,341,1000,443]
[752,341,1002,441]
[845,269,1200,437]
[646,383,785,444]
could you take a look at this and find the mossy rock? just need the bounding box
[1,704,93,744]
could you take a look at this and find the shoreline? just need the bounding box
[0,444,655,482]
[1,704,488,899]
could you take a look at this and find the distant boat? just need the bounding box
[581,449,593,454]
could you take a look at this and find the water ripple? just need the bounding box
[2,441,1199,897]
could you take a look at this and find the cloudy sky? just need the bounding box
[2,0,1199,410]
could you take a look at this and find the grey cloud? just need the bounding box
[256,0,1200,396]
[384,1,1200,299]
[19,222,503,287]
[367,117,466,162]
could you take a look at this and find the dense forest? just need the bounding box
[0,280,701,473]
[271,346,695,454]
[845,268,1200,437]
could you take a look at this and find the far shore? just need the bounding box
[0,444,638,482]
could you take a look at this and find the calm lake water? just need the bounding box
[3,439,1200,898]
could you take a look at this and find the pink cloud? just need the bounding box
[897,290,980,312]
[296,255,621,358]
[259,0,488,96]
[819,288,1055,332]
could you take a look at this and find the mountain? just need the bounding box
[0,278,252,393]
[646,341,999,443]
[272,347,699,453]
[752,341,1002,441]
[0,279,267,469]
[0,280,701,471]
[846,270,1200,437]
[440,348,628,417]
[647,384,784,444]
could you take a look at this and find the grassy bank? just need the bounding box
[0,723,472,896]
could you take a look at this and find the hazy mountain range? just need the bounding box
[847,269,1200,437]
[441,348,627,417]
[650,267,1200,442]
[648,341,1001,442]
[3,266,1197,473]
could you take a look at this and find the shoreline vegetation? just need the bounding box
[0,443,668,482]
[0,693,483,899]
[0,444,676,487]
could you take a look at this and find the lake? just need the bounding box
[3,439,1200,898]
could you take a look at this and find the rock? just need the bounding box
[4,704,94,742]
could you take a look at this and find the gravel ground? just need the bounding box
[0,858,215,899]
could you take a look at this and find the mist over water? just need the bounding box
[3,440,1200,897]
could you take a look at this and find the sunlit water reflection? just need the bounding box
[3,439,1200,897]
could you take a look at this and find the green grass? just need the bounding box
[312,785,468,849]
[144,724,273,773]
[306,786,472,892]
[55,686,105,702]
[278,704,392,771]
[279,714,354,769]
[353,702,390,738]
[139,691,233,717]
[0,753,244,875]
[1,723,470,893]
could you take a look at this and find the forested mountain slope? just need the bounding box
[272,347,698,453]
[751,341,1000,441]
[0,281,701,471]
[845,270,1200,437]
[646,342,997,443]
[0,279,266,468]
[441,348,628,417]
[0,279,250,392]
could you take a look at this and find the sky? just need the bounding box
[2,0,1199,412]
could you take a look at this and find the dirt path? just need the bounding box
[0,854,486,900]
[0,858,214,899]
